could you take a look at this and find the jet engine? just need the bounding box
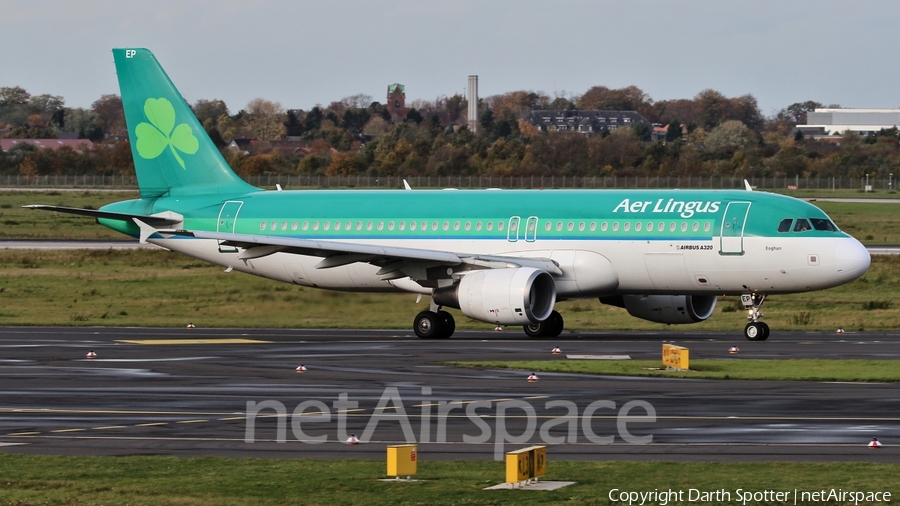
[433,267,556,325]
[601,295,717,324]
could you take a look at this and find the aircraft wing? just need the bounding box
[172,230,563,279]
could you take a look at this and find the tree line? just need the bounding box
[1,83,899,184]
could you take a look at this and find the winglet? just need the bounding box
[403,179,412,190]
[743,179,753,191]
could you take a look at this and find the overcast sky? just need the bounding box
[2,0,899,117]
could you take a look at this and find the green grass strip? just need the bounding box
[3,249,900,331]
[0,455,896,505]
[443,359,900,382]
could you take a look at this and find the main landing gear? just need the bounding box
[742,293,770,341]
[523,310,564,338]
[414,309,455,339]
[413,307,565,339]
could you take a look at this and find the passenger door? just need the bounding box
[719,201,750,255]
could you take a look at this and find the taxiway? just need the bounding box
[0,327,897,462]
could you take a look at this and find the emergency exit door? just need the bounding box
[217,201,243,253]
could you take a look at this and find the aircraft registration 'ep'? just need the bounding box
[27,49,871,341]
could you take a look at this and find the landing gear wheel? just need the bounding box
[758,322,770,341]
[547,311,565,337]
[523,310,564,338]
[524,321,545,338]
[414,311,440,339]
[437,310,455,339]
[741,293,770,341]
[744,322,768,341]
[546,310,564,338]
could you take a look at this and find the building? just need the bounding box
[387,83,406,115]
[384,82,450,126]
[522,110,651,136]
[796,108,900,138]
[0,139,94,152]
[226,138,335,158]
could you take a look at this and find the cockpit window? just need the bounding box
[793,219,812,232]
[810,218,838,232]
[777,219,793,233]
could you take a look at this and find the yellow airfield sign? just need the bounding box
[662,344,689,370]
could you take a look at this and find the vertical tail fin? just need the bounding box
[113,48,257,198]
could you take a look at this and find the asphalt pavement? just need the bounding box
[0,326,897,462]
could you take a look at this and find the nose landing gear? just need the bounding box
[741,293,769,341]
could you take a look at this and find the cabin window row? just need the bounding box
[258,220,505,232]
[258,220,713,234]
[542,220,711,233]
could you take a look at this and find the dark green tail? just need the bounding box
[113,48,257,198]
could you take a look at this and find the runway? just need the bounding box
[0,326,898,463]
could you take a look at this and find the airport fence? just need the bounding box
[0,173,896,191]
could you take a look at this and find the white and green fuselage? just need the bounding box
[98,188,868,297]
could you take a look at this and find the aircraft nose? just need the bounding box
[835,237,870,280]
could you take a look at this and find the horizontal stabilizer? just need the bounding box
[24,205,183,227]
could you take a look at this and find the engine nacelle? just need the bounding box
[433,267,556,325]
[603,295,717,324]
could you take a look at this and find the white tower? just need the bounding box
[467,75,478,133]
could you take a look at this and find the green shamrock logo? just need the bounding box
[135,97,199,169]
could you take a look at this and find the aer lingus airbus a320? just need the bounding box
[28,48,871,340]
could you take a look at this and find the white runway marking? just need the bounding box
[79,357,217,362]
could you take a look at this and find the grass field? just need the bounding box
[0,190,139,239]
[0,249,898,330]
[0,454,896,505]
[443,359,900,382]
[1,189,900,243]
[775,188,900,199]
